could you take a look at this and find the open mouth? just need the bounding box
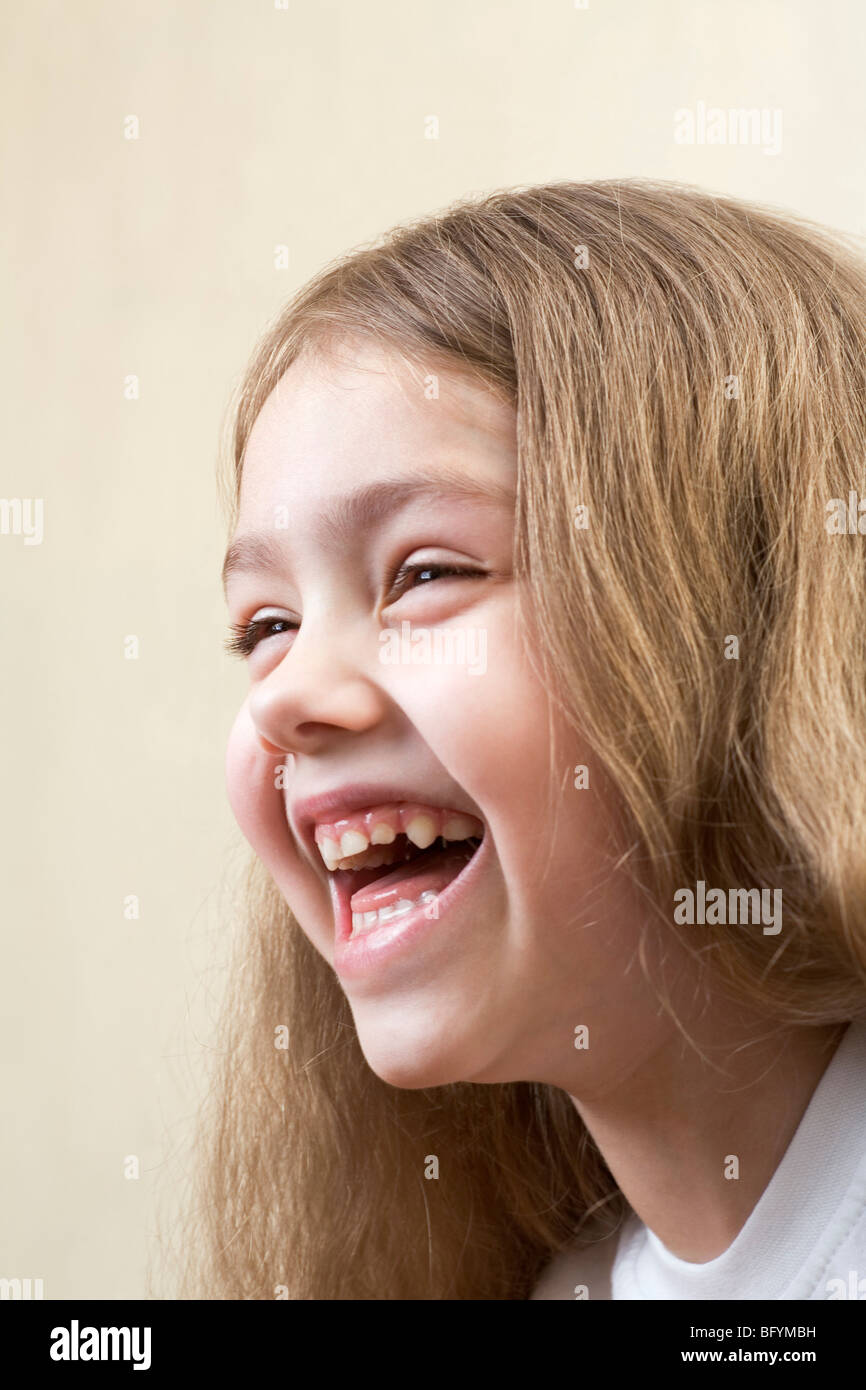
[313,803,484,942]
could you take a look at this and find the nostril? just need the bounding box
[256,733,286,755]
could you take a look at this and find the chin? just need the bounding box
[350,1005,511,1090]
[355,1028,468,1090]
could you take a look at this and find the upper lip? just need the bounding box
[290,782,483,868]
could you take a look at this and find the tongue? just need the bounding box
[348,842,475,913]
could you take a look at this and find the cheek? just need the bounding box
[225,702,332,951]
[386,617,552,810]
[386,623,615,912]
[225,700,294,868]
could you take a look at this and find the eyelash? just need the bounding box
[224,615,298,659]
[223,562,484,660]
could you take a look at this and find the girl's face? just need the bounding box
[224,339,682,1092]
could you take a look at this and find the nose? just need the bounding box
[247,623,387,757]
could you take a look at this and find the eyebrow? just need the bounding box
[221,468,515,592]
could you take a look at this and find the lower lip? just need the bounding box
[331,834,489,981]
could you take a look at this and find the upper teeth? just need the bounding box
[340,830,368,857]
[370,823,396,845]
[313,804,483,872]
[405,814,437,849]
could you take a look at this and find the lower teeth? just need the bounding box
[351,890,438,938]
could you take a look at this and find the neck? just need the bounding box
[570,1019,849,1262]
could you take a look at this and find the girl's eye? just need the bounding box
[225,565,484,659]
[224,616,298,659]
[386,562,485,602]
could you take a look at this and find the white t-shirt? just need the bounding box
[531,1019,866,1300]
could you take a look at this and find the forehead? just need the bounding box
[237,339,517,518]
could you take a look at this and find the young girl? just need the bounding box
[182,179,866,1300]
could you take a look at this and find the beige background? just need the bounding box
[1,0,863,1300]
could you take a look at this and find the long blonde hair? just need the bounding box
[180,179,866,1298]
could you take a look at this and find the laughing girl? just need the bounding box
[182,179,866,1300]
